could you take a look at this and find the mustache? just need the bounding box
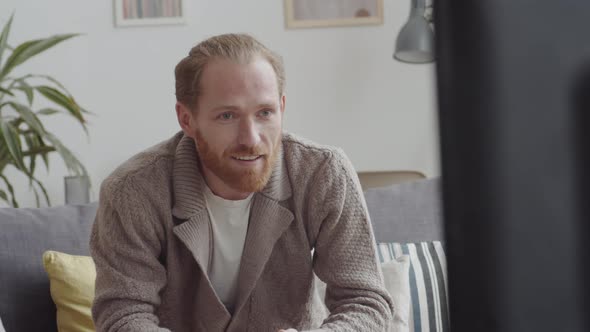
[226,144,268,157]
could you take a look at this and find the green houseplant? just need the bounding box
[0,15,90,207]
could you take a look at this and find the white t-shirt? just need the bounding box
[204,185,253,312]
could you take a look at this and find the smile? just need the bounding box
[232,155,262,161]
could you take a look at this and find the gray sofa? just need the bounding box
[0,178,442,332]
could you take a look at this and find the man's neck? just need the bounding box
[200,165,252,200]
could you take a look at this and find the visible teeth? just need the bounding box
[234,155,259,161]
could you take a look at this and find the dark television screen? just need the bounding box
[434,1,590,331]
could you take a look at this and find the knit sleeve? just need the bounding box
[90,177,171,332]
[309,149,394,332]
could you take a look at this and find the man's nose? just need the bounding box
[237,118,261,148]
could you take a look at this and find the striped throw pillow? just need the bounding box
[376,241,449,332]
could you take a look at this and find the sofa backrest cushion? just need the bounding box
[0,203,98,332]
[364,177,444,243]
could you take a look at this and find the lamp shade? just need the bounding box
[394,0,435,63]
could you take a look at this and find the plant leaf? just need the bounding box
[31,185,40,207]
[80,106,94,115]
[24,75,90,114]
[20,132,50,170]
[0,119,25,170]
[0,174,17,207]
[0,34,79,80]
[37,108,60,116]
[0,14,14,69]
[0,86,14,96]
[0,189,8,204]
[0,139,9,170]
[33,74,69,92]
[35,132,50,170]
[23,132,38,180]
[29,152,36,180]
[31,175,50,206]
[13,87,33,104]
[15,79,34,105]
[6,102,45,133]
[35,85,86,129]
[43,132,87,176]
[41,151,49,169]
[26,75,93,117]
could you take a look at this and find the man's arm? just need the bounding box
[90,180,170,332]
[308,149,394,332]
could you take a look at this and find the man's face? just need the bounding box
[178,56,285,194]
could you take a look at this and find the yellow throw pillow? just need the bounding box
[42,250,96,332]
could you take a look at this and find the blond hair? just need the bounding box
[175,33,285,109]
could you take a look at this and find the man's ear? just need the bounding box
[280,95,286,114]
[176,102,195,138]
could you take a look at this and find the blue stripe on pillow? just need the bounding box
[416,243,437,331]
[377,241,448,332]
[402,243,423,332]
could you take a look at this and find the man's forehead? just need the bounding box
[199,59,280,100]
[201,58,277,85]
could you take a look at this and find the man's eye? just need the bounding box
[260,109,272,117]
[220,112,233,120]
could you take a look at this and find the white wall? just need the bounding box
[0,0,439,208]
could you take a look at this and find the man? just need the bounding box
[90,33,393,332]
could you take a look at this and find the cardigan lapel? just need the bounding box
[231,144,295,319]
[171,134,234,325]
[172,211,212,274]
[171,134,213,276]
[231,195,294,319]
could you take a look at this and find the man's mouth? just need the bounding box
[232,155,263,161]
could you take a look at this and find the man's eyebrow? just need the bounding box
[211,103,277,111]
[257,103,276,109]
[211,105,240,112]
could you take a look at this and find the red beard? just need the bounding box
[195,130,280,193]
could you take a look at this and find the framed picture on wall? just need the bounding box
[114,0,185,27]
[284,0,384,29]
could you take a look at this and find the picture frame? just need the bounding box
[284,0,384,29]
[113,0,185,27]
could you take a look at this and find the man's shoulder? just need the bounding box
[282,132,343,161]
[282,132,350,182]
[101,132,183,198]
